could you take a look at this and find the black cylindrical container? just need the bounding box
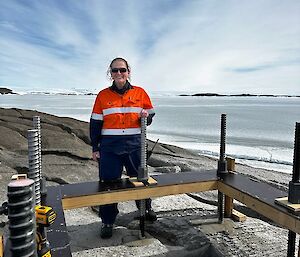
[7,178,37,257]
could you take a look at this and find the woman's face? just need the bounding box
[110,60,129,88]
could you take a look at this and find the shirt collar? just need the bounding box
[110,81,132,95]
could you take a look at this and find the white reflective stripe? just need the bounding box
[145,108,155,114]
[103,107,142,116]
[91,113,103,120]
[101,128,141,135]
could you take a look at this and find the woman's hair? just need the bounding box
[106,57,131,81]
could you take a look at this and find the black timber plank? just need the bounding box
[221,173,300,219]
[60,170,218,198]
[44,186,71,257]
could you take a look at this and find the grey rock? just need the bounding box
[0,107,295,257]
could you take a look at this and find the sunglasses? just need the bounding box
[111,68,128,73]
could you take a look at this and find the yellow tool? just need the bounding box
[35,206,56,226]
[35,205,56,257]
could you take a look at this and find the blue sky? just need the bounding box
[1,0,299,94]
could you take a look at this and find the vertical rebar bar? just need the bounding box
[217,114,227,224]
[287,122,300,257]
[138,116,148,238]
[32,116,46,203]
[138,117,148,182]
[7,178,37,257]
[217,114,227,176]
[287,230,296,257]
[292,122,300,183]
[27,129,41,206]
[32,116,42,178]
[288,122,300,204]
[220,114,226,162]
[218,191,224,224]
[139,200,146,238]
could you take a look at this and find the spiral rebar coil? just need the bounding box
[140,117,147,169]
[7,178,37,257]
[138,116,148,182]
[217,114,227,175]
[32,116,42,176]
[28,129,41,205]
[219,113,227,162]
[292,122,300,183]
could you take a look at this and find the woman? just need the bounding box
[90,57,156,239]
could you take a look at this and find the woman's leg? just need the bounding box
[99,151,123,225]
[124,150,156,220]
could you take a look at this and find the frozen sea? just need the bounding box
[1,92,299,174]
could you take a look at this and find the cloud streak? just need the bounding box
[0,0,299,94]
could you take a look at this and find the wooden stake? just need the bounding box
[226,157,236,171]
[0,233,3,257]
[224,158,235,218]
[224,195,233,217]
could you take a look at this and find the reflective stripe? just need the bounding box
[101,128,141,135]
[103,107,142,116]
[91,113,103,120]
[146,108,155,114]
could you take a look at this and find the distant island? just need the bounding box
[0,87,17,95]
[179,93,300,97]
[0,87,96,95]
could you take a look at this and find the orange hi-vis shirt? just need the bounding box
[91,86,155,136]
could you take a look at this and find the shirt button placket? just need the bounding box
[121,96,125,132]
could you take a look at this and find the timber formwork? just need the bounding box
[4,170,298,256]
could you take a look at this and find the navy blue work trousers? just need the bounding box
[98,149,151,225]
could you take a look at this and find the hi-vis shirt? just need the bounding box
[90,84,155,152]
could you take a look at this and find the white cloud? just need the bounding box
[0,0,299,94]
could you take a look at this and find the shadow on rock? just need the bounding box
[116,212,223,257]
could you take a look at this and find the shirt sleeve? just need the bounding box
[90,93,103,152]
[142,89,155,125]
[142,90,155,115]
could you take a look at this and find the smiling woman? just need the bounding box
[107,57,131,87]
[89,57,157,238]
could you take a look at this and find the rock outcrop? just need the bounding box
[0,88,16,95]
[0,108,219,188]
[0,107,293,257]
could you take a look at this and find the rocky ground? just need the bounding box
[0,107,298,256]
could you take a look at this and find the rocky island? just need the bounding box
[0,88,16,95]
[0,107,295,256]
[179,93,300,97]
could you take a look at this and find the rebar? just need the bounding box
[139,200,146,238]
[138,116,148,238]
[287,230,296,257]
[7,178,37,257]
[217,114,227,175]
[138,116,148,182]
[292,122,300,183]
[288,122,300,204]
[32,116,42,177]
[218,191,224,224]
[32,116,46,202]
[220,114,226,162]
[217,114,227,223]
[28,129,41,205]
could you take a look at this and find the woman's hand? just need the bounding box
[92,151,100,161]
[140,109,149,118]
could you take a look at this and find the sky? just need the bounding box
[0,0,300,94]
